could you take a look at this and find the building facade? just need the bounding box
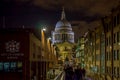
[52,8,74,44]
[75,36,85,67]
[0,28,56,80]
[52,8,76,66]
[102,5,120,80]
[81,4,120,80]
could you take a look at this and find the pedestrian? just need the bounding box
[68,66,74,80]
[53,69,55,77]
[78,66,83,80]
[82,68,86,79]
[64,65,70,80]
[74,66,79,80]
[73,66,82,80]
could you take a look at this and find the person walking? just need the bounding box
[74,66,79,80]
[68,66,74,80]
[82,68,86,80]
[64,65,69,80]
[73,66,82,80]
[79,66,83,80]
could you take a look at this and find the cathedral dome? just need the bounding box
[55,8,72,31]
[55,19,71,28]
[52,7,74,44]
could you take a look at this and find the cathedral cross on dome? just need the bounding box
[61,7,66,20]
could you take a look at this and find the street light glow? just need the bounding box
[48,37,51,40]
[42,28,46,31]
[118,42,120,45]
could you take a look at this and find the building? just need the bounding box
[102,4,120,80]
[51,8,76,66]
[83,30,96,76]
[75,36,85,67]
[52,8,74,44]
[0,28,56,80]
[81,4,120,80]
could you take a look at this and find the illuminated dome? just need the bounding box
[52,7,74,44]
[55,8,72,31]
[56,19,71,28]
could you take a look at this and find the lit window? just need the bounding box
[4,62,10,72]
[0,62,3,71]
[17,62,22,72]
[10,62,16,72]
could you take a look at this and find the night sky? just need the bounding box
[0,0,119,35]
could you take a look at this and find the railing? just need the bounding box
[54,71,64,80]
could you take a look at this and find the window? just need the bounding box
[114,67,116,75]
[117,50,119,60]
[96,54,100,61]
[17,62,22,72]
[109,52,111,60]
[69,34,73,40]
[62,34,65,41]
[106,38,108,46]
[109,67,112,74]
[0,62,3,71]
[4,62,10,72]
[117,32,119,42]
[33,53,35,58]
[113,50,117,60]
[117,14,120,25]
[0,62,22,73]
[33,43,36,58]
[117,67,119,77]
[106,23,109,32]
[107,52,111,61]
[113,50,119,60]
[106,52,108,61]
[96,33,99,40]
[113,16,117,27]
[109,22,112,30]
[96,43,100,50]
[109,36,111,45]
[106,66,108,73]
[114,33,116,43]
[113,32,119,44]
[10,62,16,72]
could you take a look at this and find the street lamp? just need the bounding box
[47,37,51,55]
[42,28,46,31]
[118,42,120,45]
[48,37,51,40]
[41,28,46,50]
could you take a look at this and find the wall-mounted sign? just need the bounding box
[0,40,24,59]
[5,40,20,53]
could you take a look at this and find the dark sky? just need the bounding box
[0,0,119,32]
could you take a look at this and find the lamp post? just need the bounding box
[47,37,51,53]
[47,37,51,61]
[41,27,46,80]
[41,28,46,51]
